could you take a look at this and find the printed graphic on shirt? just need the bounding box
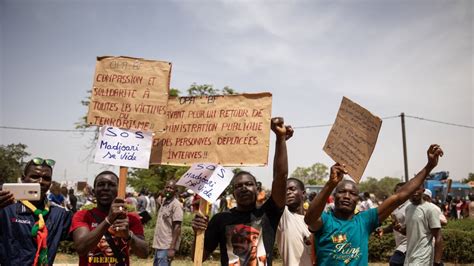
[87,235,128,265]
[10,218,31,224]
[330,232,361,264]
[85,220,129,266]
[226,222,267,266]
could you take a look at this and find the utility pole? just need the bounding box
[401,113,409,182]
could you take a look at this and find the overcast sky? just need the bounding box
[0,0,472,188]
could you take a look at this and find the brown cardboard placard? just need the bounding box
[150,93,272,166]
[86,56,171,132]
[323,97,382,182]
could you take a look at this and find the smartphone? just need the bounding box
[2,183,41,201]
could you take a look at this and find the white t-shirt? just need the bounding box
[392,200,409,253]
[145,195,152,214]
[276,207,312,266]
[360,199,375,211]
[404,201,441,265]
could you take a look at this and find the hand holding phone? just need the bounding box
[2,183,41,201]
[0,190,15,208]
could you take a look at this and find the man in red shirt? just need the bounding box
[70,171,148,265]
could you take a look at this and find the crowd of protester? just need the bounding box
[1,117,474,266]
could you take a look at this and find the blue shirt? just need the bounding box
[0,201,72,266]
[314,208,379,265]
[48,193,65,205]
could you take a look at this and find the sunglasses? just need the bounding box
[23,157,56,176]
[31,157,56,167]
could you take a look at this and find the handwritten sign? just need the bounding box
[177,163,234,203]
[86,56,171,131]
[94,126,153,169]
[323,97,382,182]
[150,93,272,166]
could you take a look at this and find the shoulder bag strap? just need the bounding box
[89,210,126,266]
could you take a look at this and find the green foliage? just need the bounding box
[58,214,474,263]
[169,88,180,97]
[368,233,395,262]
[76,90,91,130]
[0,143,30,183]
[442,229,474,263]
[444,218,474,231]
[291,162,328,185]
[462,172,474,183]
[367,219,474,263]
[177,226,195,258]
[79,203,136,212]
[128,165,189,194]
[359,176,402,200]
[307,178,327,185]
[141,212,195,258]
[186,83,235,96]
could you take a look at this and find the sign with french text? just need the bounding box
[323,97,382,182]
[94,126,153,169]
[87,56,171,131]
[177,163,234,203]
[150,93,272,166]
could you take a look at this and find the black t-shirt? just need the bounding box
[205,197,284,265]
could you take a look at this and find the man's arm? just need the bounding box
[129,232,148,258]
[270,117,293,209]
[432,228,443,265]
[304,164,346,232]
[378,144,443,222]
[73,200,126,256]
[73,218,115,256]
[167,221,182,260]
[0,191,14,209]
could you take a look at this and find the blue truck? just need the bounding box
[424,171,472,200]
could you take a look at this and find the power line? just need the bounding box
[0,114,472,132]
[293,123,333,129]
[405,115,474,129]
[0,126,97,132]
[293,115,400,129]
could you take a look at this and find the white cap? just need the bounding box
[423,189,432,198]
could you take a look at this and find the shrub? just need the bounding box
[177,226,195,258]
[368,219,474,263]
[142,212,195,258]
[442,229,474,263]
[444,218,474,231]
[58,212,474,263]
[368,233,395,262]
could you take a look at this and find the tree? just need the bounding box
[462,173,474,183]
[0,143,30,184]
[290,162,329,185]
[186,83,235,96]
[359,176,402,200]
[128,165,188,195]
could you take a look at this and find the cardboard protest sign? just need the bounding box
[150,93,272,166]
[177,163,234,203]
[94,126,153,169]
[323,97,382,182]
[87,56,171,131]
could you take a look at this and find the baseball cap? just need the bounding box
[423,189,432,198]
